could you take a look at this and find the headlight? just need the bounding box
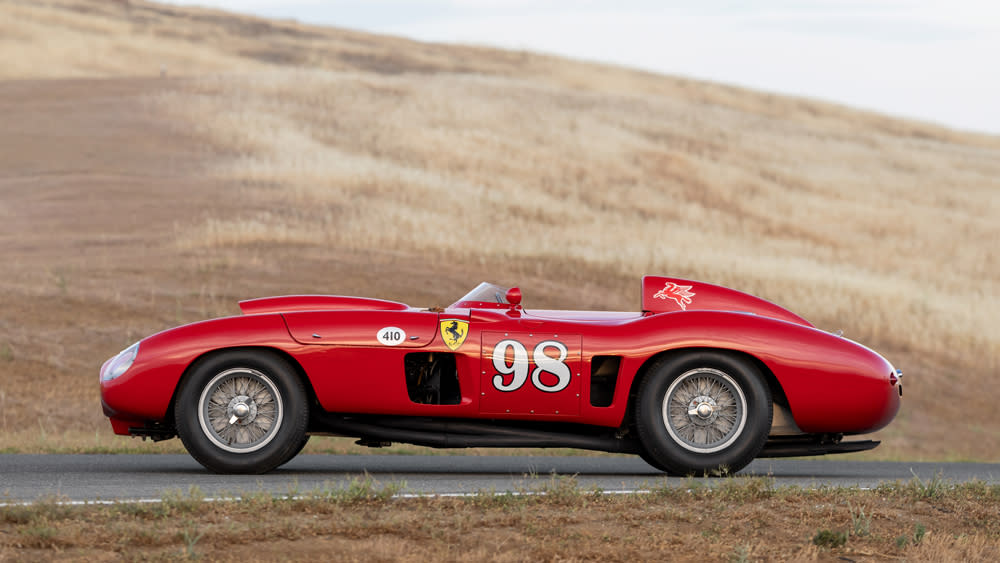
[102,342,140,382]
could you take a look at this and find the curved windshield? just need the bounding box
[450,282,511,308]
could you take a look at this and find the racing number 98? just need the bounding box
[492,340,571,393]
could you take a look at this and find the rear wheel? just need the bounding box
[635,351,771,475]
[175,350,308,474]
[637,444,673,473]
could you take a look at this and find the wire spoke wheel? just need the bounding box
[635,352,771,475]
[198,368,284,453]
[176,351,308,474]
[663,368,746,453]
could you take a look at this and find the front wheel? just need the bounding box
[635,352,771,475]
[175,350,308,474]
[277,435,311,468]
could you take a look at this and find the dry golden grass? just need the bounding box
[0,0,998,464]
[3,477,1000,561]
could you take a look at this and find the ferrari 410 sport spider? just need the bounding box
[100,276,902,474]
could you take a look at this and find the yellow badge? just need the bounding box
[440,319,469,351]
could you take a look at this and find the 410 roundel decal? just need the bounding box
[376,326,406,346]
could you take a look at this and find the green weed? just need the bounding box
[161,486,207,515]
[812,529,847,549]
[849,502,871,537]
[18,523,59,548]
[894,522,928,548]
[306,473,404,503]
[716,475,775,502]
[906,469,948,499]
[180,519,204,559]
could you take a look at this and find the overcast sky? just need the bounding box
[164,0,1000,135]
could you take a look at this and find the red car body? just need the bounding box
[100,276,901,474]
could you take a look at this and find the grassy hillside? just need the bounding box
[1,0,998,460]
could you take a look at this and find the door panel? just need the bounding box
[480,331,582,416]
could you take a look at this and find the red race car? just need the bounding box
[100,276,902,474]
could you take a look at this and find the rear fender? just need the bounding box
[619,310,898,434]
[642,276,812,326]
[626,347,788,423]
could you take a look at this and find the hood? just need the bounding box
[239,295,411,315]
[642,276,813,327]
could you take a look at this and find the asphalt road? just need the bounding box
[1,454,998,503]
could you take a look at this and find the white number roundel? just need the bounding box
[491,339,570,393]
[377,327,406,346]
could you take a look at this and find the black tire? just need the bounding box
[175,350,308,474]
[637,444,673,473]
[635,351,771,476]
[277,435,311,468]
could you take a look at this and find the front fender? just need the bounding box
[100,314,298,422]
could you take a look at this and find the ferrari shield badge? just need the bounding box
[440,319,469,351]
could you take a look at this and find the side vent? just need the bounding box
[590,356,621,407]
[404,352,460,405]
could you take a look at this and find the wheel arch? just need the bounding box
[166,345,319,426]
[625,347,789,424]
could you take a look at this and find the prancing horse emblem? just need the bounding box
[440,319,469,351]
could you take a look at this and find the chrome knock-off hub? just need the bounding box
[227,395,257,425]
[688,395,718,424]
